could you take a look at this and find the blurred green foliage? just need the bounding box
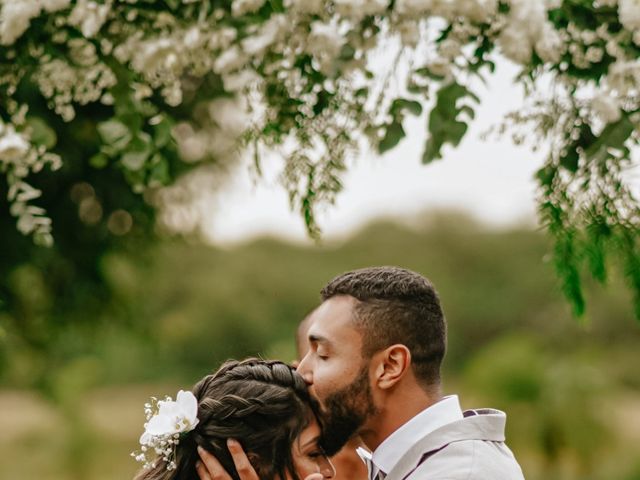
[1,212,639,479]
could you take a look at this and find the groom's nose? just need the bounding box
[296,353,313,384]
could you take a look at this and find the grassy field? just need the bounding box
[0,385,175,480]
[3,384,640,480]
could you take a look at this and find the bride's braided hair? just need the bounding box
[134,358,319,480]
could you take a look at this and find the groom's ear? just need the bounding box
[374,344,411,390]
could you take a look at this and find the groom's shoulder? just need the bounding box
[405,439,525,480]
[400,409,524,480]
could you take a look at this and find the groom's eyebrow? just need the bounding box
[308,333,330,346]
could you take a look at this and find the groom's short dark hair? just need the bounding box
[321,266,446,388]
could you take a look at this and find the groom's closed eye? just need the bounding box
[308,335,332,359]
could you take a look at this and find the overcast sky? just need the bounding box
[203,60,547,245]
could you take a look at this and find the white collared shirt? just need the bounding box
[369,395,464,477]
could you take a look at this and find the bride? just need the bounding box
[133,358,335,480]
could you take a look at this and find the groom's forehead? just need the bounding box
[307,297,361,342]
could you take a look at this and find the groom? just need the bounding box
[198,266,525,479]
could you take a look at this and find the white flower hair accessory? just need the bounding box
[131,390,200,471]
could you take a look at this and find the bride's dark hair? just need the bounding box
[134,358,320,480]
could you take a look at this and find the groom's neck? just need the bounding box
[361,382,442,452]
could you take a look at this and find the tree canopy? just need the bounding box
[1,0,639,320]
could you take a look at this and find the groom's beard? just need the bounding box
[319,364,377,456]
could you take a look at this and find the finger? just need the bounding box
[197,446,233,480]
[304,474,324,480]
[227,438,260,480]
[195,459,212,480]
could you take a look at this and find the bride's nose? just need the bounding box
[318,455,336,479]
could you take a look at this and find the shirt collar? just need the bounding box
[372,395,464,475]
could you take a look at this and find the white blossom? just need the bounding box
[397,20,420,47]
[42,0,71,12]
[208,97,250,138]
[241,14,287,56]
[131,38,182,78]
[307,21,345,60]
[184,27,203,49]
[591,91,622,123]
[425,57,452,78]
[173,123,208,163]
[208,28,237,51]
[68,0,110,38]
[139,391,199,446]
[394,0,435,16]
[213,45,249,74]
[454,0,498,23]
[232,0,267,17]
[0,0,41,45]
[498,24,532,64]
[285,0,324,15]
[585,46,604,63]
[438,38,462,59]
[618,0,640,31]
[535,22,564,63]
[222,69,260,91]
[545,0,562,9]
[0,126,30,163]
[498,0,565,65]
[334,0,389,21]
[605,59,640,95]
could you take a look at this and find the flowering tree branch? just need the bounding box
[1,0,639,319]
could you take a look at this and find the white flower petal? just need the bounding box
[176,390,199,427]
[143,412,175,437]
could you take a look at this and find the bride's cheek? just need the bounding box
[294,456,319,478]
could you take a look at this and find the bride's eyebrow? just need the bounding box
[300,435,322,450]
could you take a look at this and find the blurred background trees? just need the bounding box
[1,212,639,480]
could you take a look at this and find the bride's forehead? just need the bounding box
[297,418,321,445]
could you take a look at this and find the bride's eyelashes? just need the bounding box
[307,449,325,459]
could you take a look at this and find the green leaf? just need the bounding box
[89,153,109,169]
[120,132,152,171]
[149,154,170,185]
[459,105,475,121]
[447,120,468,147]
[121,150,149,171]
[559,148,580,173]
[535,164,557,188]
[339,44,356,61]
[26,117,57,149]
[97,120,132,152]
[423,136,444,163]
[407,81,427,95]
[153,116,173,149]
[414,67,446,81]
[584,114,634,163]
[313,90,333,116]
[439,82,470,102]
[378,122,406,154]
[390,98,423,117]
[423,82,475,162]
